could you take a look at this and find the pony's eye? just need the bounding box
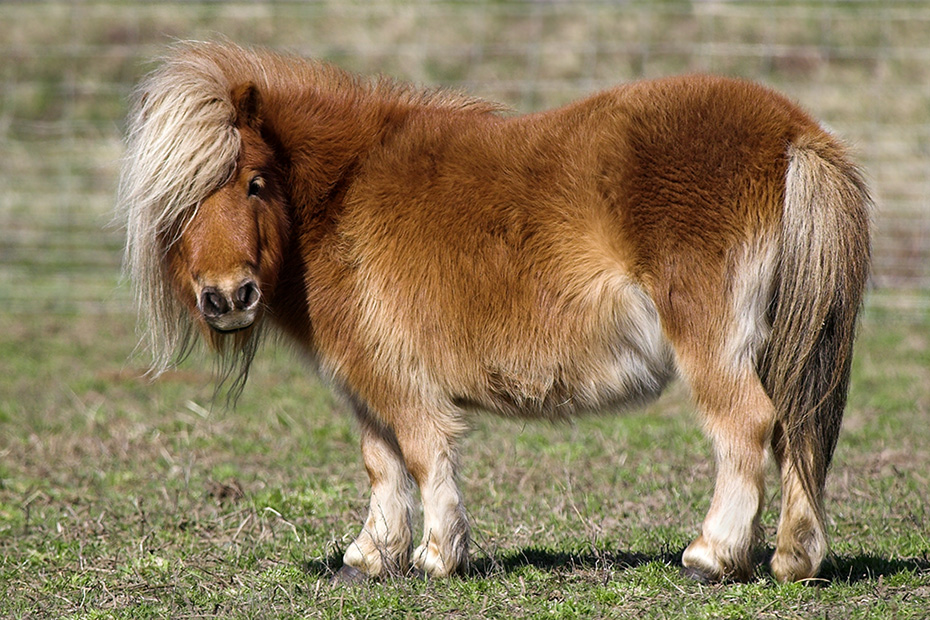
[247,175,265,197]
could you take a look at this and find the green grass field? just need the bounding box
[1,299,927,618]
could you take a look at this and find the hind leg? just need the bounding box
[680,364,775,582]
[769,424,828,582]
[342,412,415,577]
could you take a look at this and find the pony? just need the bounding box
[118,41,871,584]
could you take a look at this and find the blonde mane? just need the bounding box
[119,42,241,375]
[118,41,498,377]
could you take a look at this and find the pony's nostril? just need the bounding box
[200,287,230,318]
[235,280,260,310]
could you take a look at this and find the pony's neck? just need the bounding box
[256,80,417,345]
[260,82,410,215]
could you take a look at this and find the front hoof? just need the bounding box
[682,534,756,583]
[331,564,370,585]
[682,537,725,584]
[680,564,718,584]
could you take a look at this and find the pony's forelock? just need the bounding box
[118,42,252,375]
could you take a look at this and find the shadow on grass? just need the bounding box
[821,553,930,584]
[300,546,682,581]
[303,547,929,585]
[303,554,345,580]
[468,547,682,578]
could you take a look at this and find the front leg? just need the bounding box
[394,413,469,578]
[342,413,415,577]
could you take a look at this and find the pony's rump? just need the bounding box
[117,41,871,584]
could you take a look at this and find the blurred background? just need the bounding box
[2,0,928,320]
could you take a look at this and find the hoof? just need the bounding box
[680,564,719,584]
[331,564,370,585]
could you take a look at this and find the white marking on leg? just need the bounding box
[413,452,469,577]
[772,464,828,582]
[682,368,774,581]
[343,421,415,576]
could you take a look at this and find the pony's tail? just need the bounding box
[759,133,871,538]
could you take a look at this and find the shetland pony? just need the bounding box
[118,41,871,583]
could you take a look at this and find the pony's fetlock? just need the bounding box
[771,521,827,583]
[343,532,410,579]
[412,539,468,578]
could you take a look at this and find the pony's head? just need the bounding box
[165,83,287,337]
[118,43,288,387]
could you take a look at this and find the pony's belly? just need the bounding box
[469,342,674,420]
[462,285,675,420]
[576,339,676,413]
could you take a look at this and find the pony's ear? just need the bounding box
[231,82,262,129]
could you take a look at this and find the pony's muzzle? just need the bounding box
[199,279,260,332]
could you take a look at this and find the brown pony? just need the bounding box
[118,41,871,583]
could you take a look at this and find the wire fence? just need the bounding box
[2,0,928,317]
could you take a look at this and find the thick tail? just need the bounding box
[759,133,872,529]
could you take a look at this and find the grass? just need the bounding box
[1,300,928,619]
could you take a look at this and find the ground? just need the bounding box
[0,299,928,618]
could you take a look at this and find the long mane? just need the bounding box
[118,40,499,384]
